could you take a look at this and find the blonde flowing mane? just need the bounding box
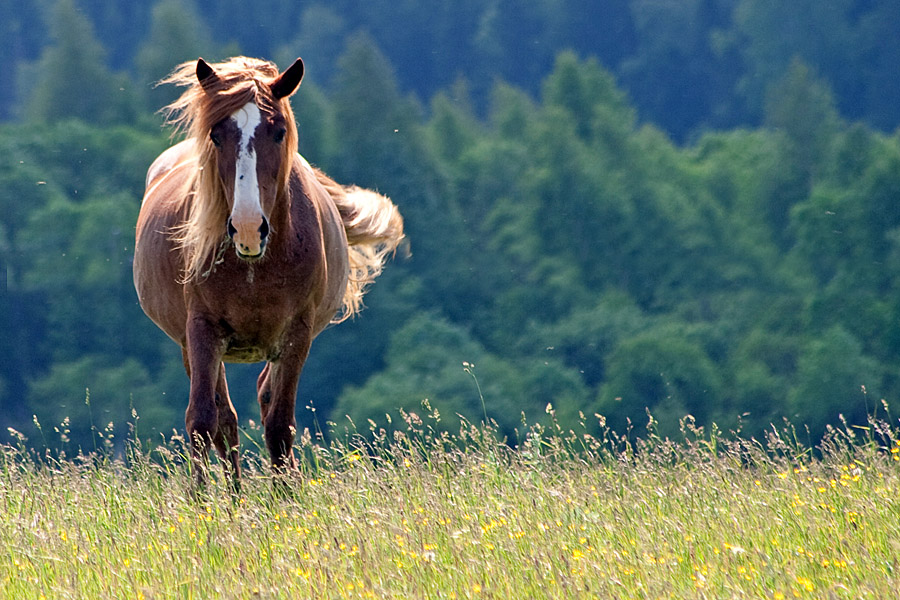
[160,57,298,283]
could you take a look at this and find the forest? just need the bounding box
[3,0,900,450]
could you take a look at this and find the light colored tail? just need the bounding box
[315,169,405,321]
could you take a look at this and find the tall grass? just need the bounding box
[2,407,899,599]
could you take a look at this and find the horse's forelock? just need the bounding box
[162,57,285,140]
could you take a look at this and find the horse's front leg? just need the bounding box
[214,363,241,488]
[257,320,313,472]
[184,316,226,485]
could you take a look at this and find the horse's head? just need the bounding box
[195,57,304,261]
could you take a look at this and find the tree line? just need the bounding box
[5,0,900,139]
[2,0,900,449]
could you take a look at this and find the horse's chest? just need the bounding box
[198,261,321,362]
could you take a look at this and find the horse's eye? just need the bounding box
[274,128,286,144]
[210,132,222,148]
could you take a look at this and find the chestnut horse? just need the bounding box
[134,57,403,483]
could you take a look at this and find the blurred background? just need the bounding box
[3,0,900,449]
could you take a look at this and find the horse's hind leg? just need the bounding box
[256,363,271,403]
[256,362,290,495]
[214,362,241,487]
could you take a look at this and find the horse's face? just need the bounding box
[210,101,285,259]
[198,58,304,261]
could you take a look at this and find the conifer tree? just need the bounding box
[136,0,214,111]
[25,0,135,125]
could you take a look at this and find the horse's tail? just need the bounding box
[315,169,405,322]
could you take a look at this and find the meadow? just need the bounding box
[2,409,899,599]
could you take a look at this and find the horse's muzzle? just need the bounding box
[228,216,269,260]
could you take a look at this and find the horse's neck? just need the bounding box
[287,154,322,222]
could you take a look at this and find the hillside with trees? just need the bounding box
[3,0,900,449]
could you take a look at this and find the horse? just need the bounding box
[133,56,404,484]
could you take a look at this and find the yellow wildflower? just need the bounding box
[795,576,814,592]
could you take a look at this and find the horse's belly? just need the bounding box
[223,332,277,363]
[223,344,267,363]
[217,298,305,363]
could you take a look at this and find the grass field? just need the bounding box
[2,410,899,599]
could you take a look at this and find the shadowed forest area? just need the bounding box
[3,0,900,450]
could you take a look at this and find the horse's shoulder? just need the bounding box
[146,139,197,189]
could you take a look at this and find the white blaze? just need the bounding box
[231,102,262,224]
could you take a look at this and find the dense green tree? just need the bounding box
[542,52,634,149]
[329,34,480,332]
[0,128,72,425]
[19,190,142,362]
[76,0,150,70]
[854,2,900,130]
[290,81,339,168]
[8,0,900,137]
[789,186,865,287]
[26,353,181,452]
[791,130,900,366]
[0,0,45,120]
[334,314,589,437]
[733,0,855,123]
[787,326,881,440]
[756,59,841,247]
[276,4,348,89]
[426,86,482,173]
[597,324,724,438]
[621,0,739,140]
[0,119,171,445]
[330,33,423,186]
[718,320,803,435]
[764,59,841,184]
[855,135,900,263]
[23,0,137,125]
[135,0,214,112]
[334,314,499,432]
[522,292,652,387]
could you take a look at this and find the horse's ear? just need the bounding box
[196,58,220,93]
[270,58,304,99]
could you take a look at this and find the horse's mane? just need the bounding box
[159,57,298,283]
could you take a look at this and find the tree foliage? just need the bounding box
[22,0,137,125]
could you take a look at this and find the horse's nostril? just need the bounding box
[259,217,270,240]
[227,219,237,239]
